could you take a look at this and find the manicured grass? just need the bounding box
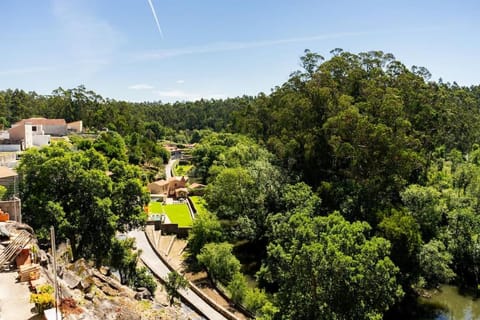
[148,201,164,214]
[189,196,209,215]
[148,202,193,227]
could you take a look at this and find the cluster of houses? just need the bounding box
[0,117,201,224]
[148,176,189,200]
[0,117,82,153]
[0,118,83,223]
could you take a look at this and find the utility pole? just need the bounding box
[50,226,60,320]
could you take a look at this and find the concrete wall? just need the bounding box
[32,134,50,147]
[9,124,33,149]
[0,145,21,152]
[144,230,245,320]
[31,124,45,135]
[146,221,191,238]
[0,153,17,166]
[67,121,83,133]
[147,181,168,194]
[8,123,52,150]
[24,124,33,148]
[43,125,67,136]
[8,124,26,142]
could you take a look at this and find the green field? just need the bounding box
[189,196,209,215]
[148,202,193,227]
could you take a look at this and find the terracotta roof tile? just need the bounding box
[13,118,67,126]
[0,166,17,178]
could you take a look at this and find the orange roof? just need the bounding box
[152,180,169,186]
[13,118,66,127]
[0,166,17,178]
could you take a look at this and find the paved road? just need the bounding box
[128,230,227,320]
[0,270,38,320]
[165,156,178,179]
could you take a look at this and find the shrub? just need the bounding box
[164,271,189,305]
[134,267,157,295]
[30,284,55,313]
[227,272,247,304]
[244,287,268,314]
[197,242,240,284]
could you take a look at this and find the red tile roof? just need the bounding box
[13,118,66,127]
[0,166,17,178]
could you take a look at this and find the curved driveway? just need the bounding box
[165,156,178,179]
[128,230,227,320]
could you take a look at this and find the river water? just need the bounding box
[418,285,480,320]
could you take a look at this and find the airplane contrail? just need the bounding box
[146,0,164,38]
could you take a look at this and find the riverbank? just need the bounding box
[386,285,480,320]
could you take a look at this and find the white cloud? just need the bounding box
[0,66,51,76]
[136,28,444,61]
[154,90,225,101]
[175,80,185,84]
[137,31,372,60]
[128,84,154,90]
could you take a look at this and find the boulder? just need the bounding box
[134,288,152,300]
[80,277,93,291]
[85,292,95,301]
[63,270,82,289]
[39,250,48,267]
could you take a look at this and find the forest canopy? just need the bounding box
[7,49,480,318]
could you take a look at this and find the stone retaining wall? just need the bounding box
[144,230,245,320]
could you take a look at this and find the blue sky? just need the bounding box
[0,0,479,102]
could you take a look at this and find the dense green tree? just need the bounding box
[378,210,422,285]
[187,211,223,259]
[278,182,321,215]
[244,287,278,319]
[134,267,158,295]
[401,185,443,240]
[18,143,147,264]
[125,132,169,165]
[109,237,139,285]
[446,207,480,286]
[227,272,248,305]
[164,271,189,306]
[4,49,480,314]
[418,240,455,288]
[197,242,241,285]
[93,131,128,162]
[205,167,254,220]
[196,132,283,241]
[259,212,403,320]
[110,177,149,232]
[410,152,480,288]
[144,121,166,140]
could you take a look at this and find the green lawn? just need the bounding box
[189,196,209,215]
[148,202,193,227]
